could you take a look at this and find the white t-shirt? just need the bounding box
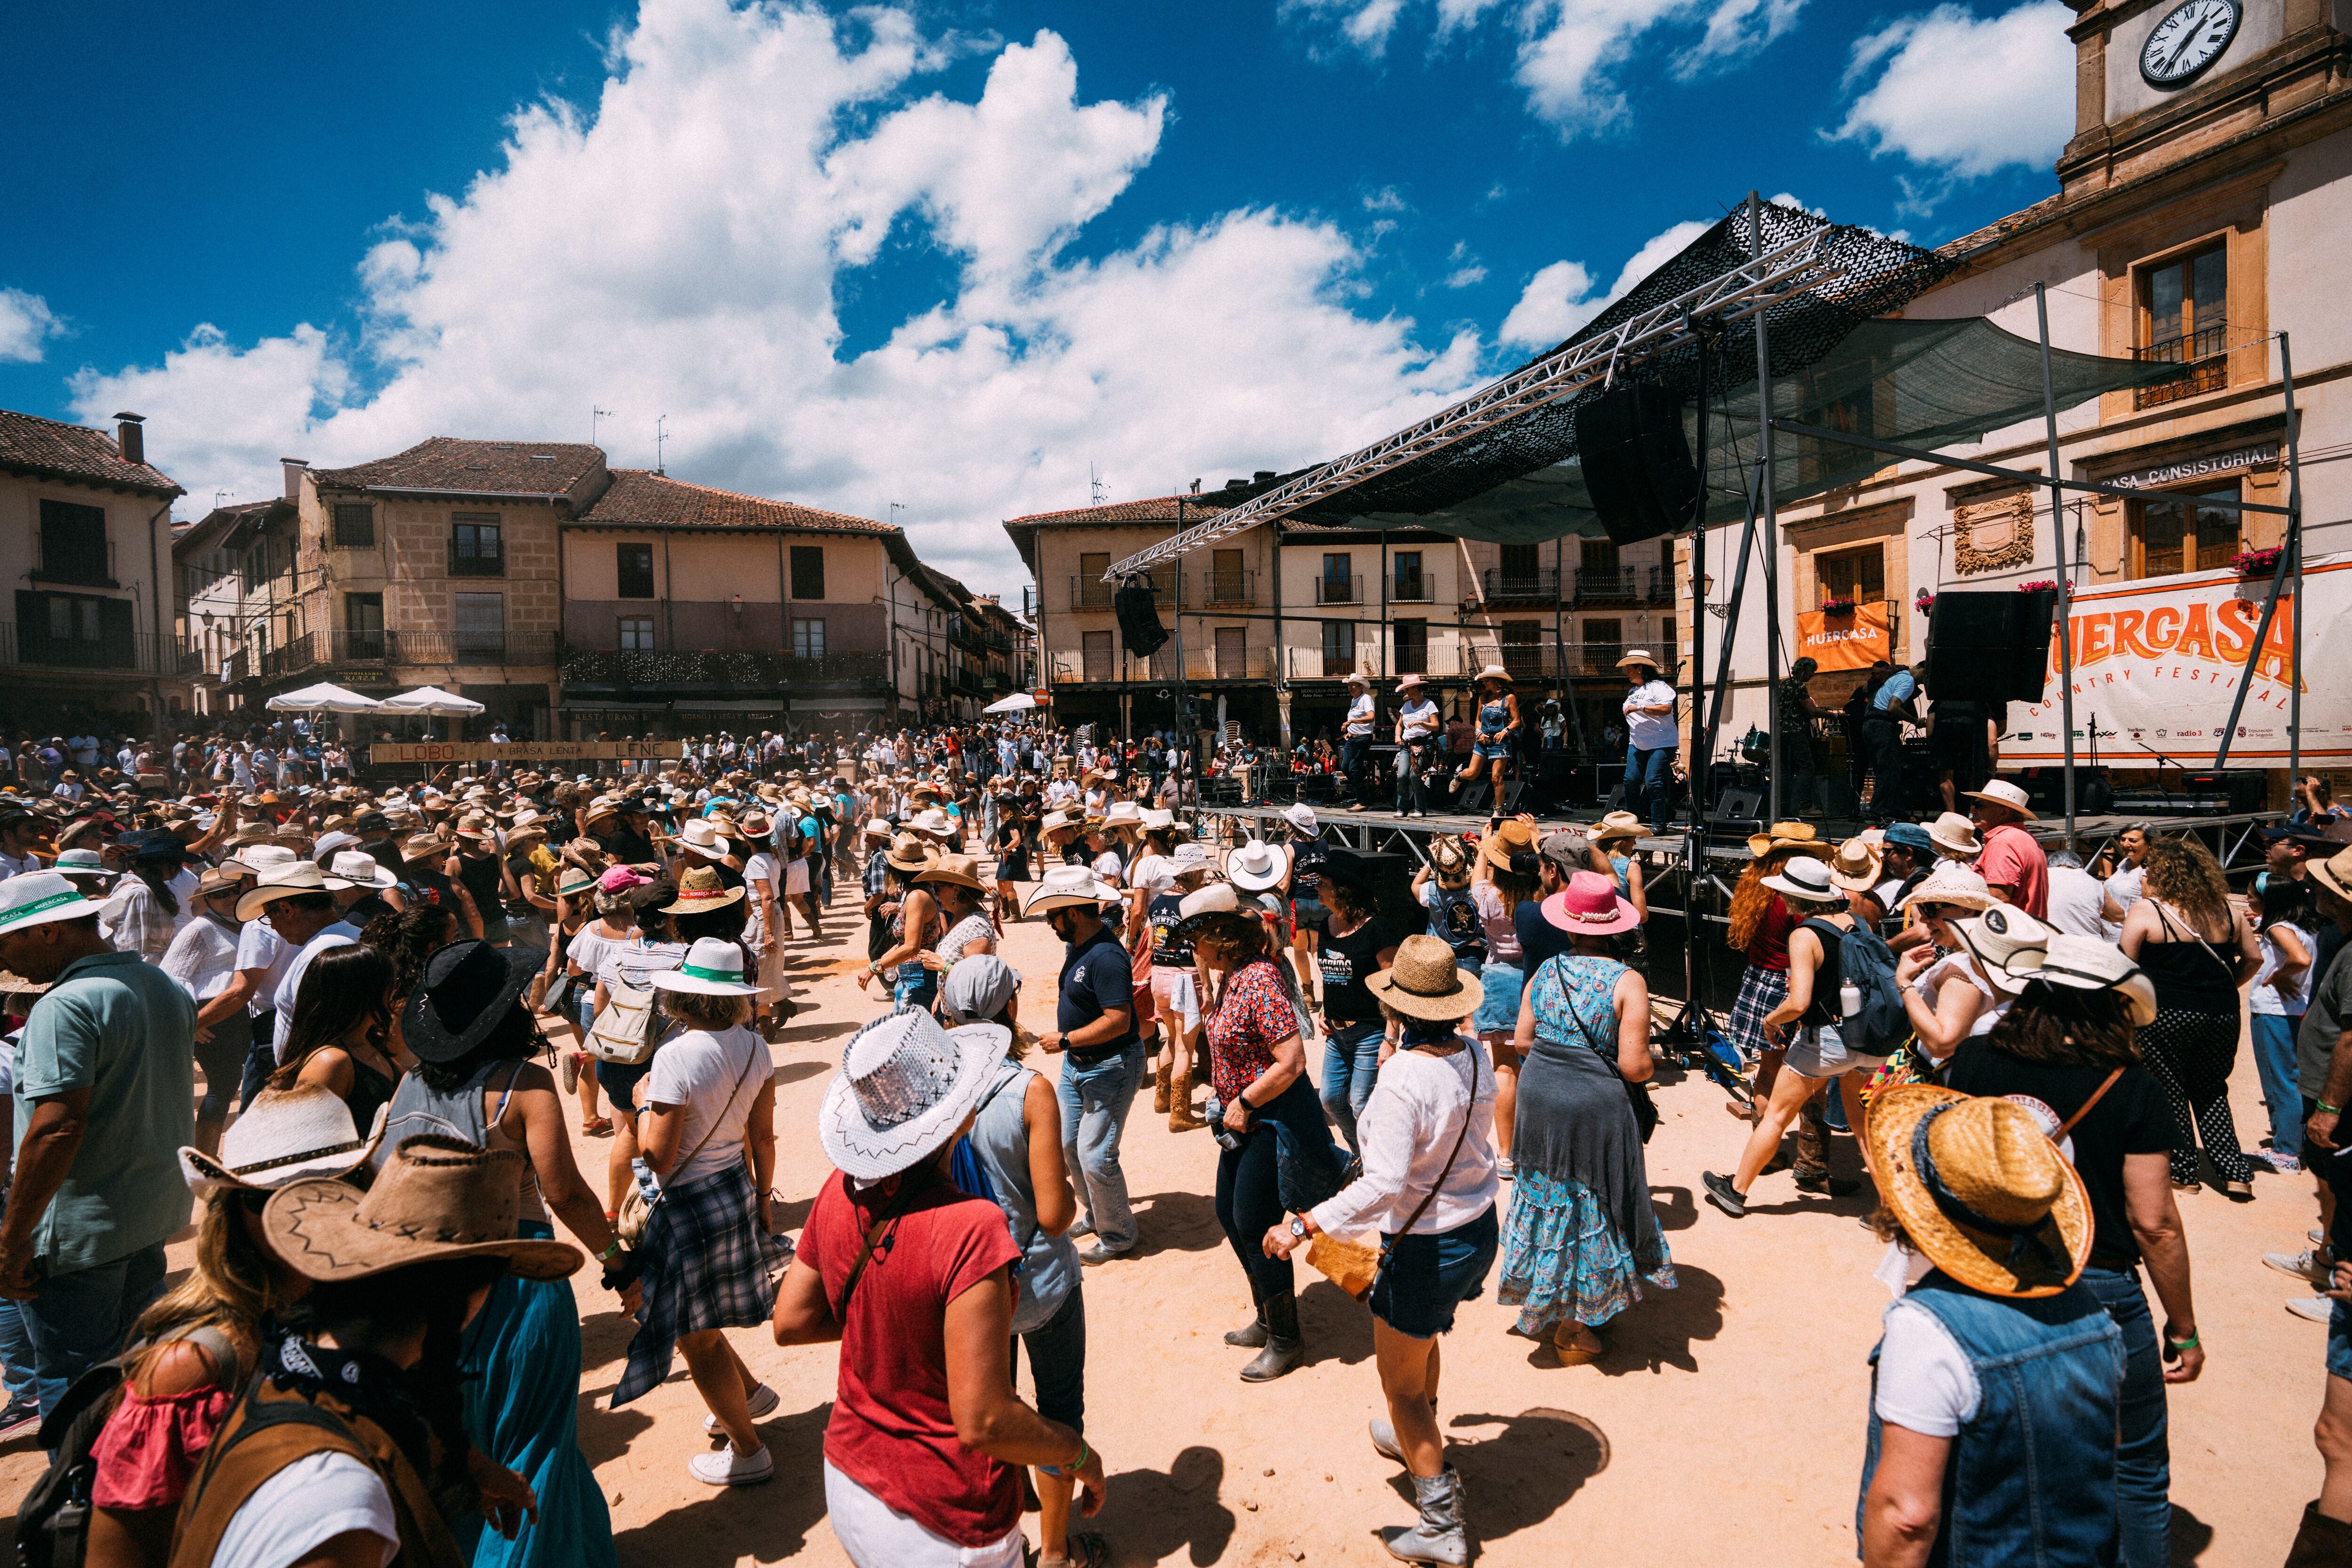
[161,912,243,1001]
[1128,852,1175,895]
[1091,850,1124,887]
[645,1026,766,1187]
[0,850,40,880]
[2253,921,2317,1017]
[1398,698,1440,739]
[564,923,625,981]
[1872,1297,1979,1437]
[235,919,294,1020]
[2044,866,2113,940]
[273,922,364,1059]
[1917,951,2004,1050]
[2106,863,2146,915]
[213,1449,397,1568]
[1343,693,1375,738]
[1623,680,1679,751]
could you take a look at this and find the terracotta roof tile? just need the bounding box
[575,470,891,533]
[311,437,605,495]
[1002,493,1237,529]
[0,409,180,496]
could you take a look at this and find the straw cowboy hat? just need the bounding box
[1867,1087,2093,1298]
[1365,934,1477,1021]
[1225,839,1288,892]
[675,818,733,860]
[222,843,297,878]
[401,831,454,863]
[664,864,746,915]
[1139,807,1176,832]
[1759,855,1843,906]
[1101,801,1144,830]
[2313,845,2352,905]
[266,1135,582,1283]
[915,853,990,892]
[180,1084,385,1194]
[651,936,763,996]
[860,817,896,843]
[818,1006,1009,1181]
[235,861,348,922]
[310,829,360,861]
[401,939,546,1065]
[1927,812,1983,858]
[1963,778,2038,821]
[1473,663,1514,685]
[1171,881,1245,938]
[1478,817,1538,873]
[1745,820,1819,858]
[0,871,101,937]
[1951,903,2055,995]
[1344,672,1370,689]
[325,850,399,891]
[1898,862,1995,915]
[582,795,621,828]
[1539,869,1641,936]
[1039,809,1086,842]
[885,832,937,873]
[1590,811,1645,845]
[1023,863,1120,915]
[555,866,598,899]
[49,849,111,885]
[1825,839,1884,894]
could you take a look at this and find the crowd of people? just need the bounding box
[0,701,2336,1566]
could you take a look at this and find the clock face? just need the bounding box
[2141,0,2241,87]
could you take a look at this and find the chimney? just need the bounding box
[113,412,145,466]
[280,457,309,501]
[1253,470,1275,484]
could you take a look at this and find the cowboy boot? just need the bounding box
[1168,1067,1206,1131]
[1240,1289,1304,1381]
[1225,1282,1269,1348]
[1152,1056,1172,1116]
[1379,1465,1468,1565]
[2288,1503,2352,1568]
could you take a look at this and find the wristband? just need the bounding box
[1039,1437,1090,1477]
[600,1240,624,1261]
[2322,1103,2343,1117]
[2166,1329,2200,1352]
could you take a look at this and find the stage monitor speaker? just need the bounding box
[1713,787,1762,819]
[1573,383,1699,546]
[1926,589,2054,704]
[1114,580,1169,657]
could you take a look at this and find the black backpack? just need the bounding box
[16,1324,238,1568]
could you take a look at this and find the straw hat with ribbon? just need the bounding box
[1745,820,1819,858]
[664,864,745,915]
[1867,1087,2093,1298]
[1225,839,1288,892]
[180,1084,384,1194]
[1927,812,1982,858]
[916,853,990,893]
[1532,869,1637,936]
[267,1135,582,1283]
[651,936,762,996]
[0,871,102,937]
[885,832,936,874]
[1023,863,1120,915]
[1825,839,1884,894]
[50,849,111,885]
[1614,649,1662,673]
[555,866,598,899]
[818,1006,1009,1181]
[1759,855,1843,907]
[401,831,454,864]
[1478,817,1538,873]
[1590,811,1644,845]
[1365,934,1478,1022]
[326,851,400,892]
[1963,778,2038,822]
[1951,903,2054,995]
[1898,862,1994,916]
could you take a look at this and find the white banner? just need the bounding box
[2001,552,2352,767]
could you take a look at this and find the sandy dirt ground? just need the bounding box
[0,863,2326,1564]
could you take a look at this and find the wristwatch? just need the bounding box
[1287,1215,1309,1239]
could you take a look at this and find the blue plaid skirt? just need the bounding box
[613,1161,784,1406]
[1725,963,1788,1061]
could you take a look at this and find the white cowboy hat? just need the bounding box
[222,843,299,877]
[1963,779,2038,821]
[675,818,732,860]
[909,807,958,839]
[1758,855,1842,905]
[1898,862,1994,914]
[1281,802,1318,834]
[1226,839,1287,892]
[1927,812,1983,858]
[49,849,111,882]
[179,1084,386,1194]
[1102,801,1144,828]
[2028,933,2159,1026]
[311,829,360,860]
[1474,663,1513,684]
[651,936,764,996]
[1614,649,1661,670]
[818,1007,1009,1181]
[1023,862,1120,915]
[0,871,100,936]
[235,860,350,922]
[326,851,400,891]
[1954,903,2055,995]
[1344,672,1369,688]
[1139,807,1176,831]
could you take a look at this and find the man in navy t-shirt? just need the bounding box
[1034,870,1141,1264]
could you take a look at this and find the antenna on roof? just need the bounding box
[890,502,906,530]
[655,414,668,477]
[592,406,615,447]
[1090,464,1106,506]
[214,489,230,511]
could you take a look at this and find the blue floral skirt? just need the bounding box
[1497,1169,1676,1334]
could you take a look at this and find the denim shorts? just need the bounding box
[2331,1299,2352,1383]
[1475,963,1524,1035]
[596,1056,652,1112]
[1368,1204,1499,1338]
[1473,740,1512,761]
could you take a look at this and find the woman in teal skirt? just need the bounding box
[1499,871,1675,1362]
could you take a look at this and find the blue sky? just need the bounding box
[0,0,2077,592]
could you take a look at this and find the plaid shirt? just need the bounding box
[864,847,890,900]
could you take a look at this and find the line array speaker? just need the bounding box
[1925,589,2054,705]
[1573,383,1700,546]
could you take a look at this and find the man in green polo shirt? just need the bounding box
[0,870,196,1412]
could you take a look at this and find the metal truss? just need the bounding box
[1106,228,1842,579]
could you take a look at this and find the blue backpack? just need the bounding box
[1801,917,1908,1055]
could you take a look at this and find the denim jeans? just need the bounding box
[1215,1076,1328,1302]
[235,1011,278,1112]
[2252,1013,2305,1162]
[0,1297,34,1404]
[1394,740,1432,815]
[1339,737,1370,800]
[1320,1020,1385,1156]
[2080,1266,2170,1568]
[20,1241,168,1416]
[1058,1045,1145,1252]
[1625,744,1675,833]
[1009,1282,1087,1431]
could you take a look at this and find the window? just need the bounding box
[48,596,96,642]
[1321,620,1355,677]
[1081,629,1113,682]
[343,594,384,659]
[18,591,132,668]
[37,500,109,585]
[1586,616,1623,672]
[451,520,503,576]
[1816,545,1885,609]
[1215,625,1248,679]
[331,503,374,548]
[617,543,655,599]
[1500,543,1541,583]
[1393,551,1426,601]
[792,617,826,658]
[1500,621,1542,680]
[1392,618,1428,674]
[453,593,505,657]
[241,541,268,595]
[1208,548,1247,603]
[1659,617,1676,662]
[1319,553,1354,605]
[790,546,826,600]
[1581,539,1619,572]
[619,616,655,652]
[2137,242,2228,406]
[2131,486,2241,579]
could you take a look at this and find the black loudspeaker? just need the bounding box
[1574,383,1700,545]
[1114,580,1169,657]
[1323,849,1417,937]
[1926,589,2055,704]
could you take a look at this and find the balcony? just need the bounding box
[447,541,506,577]
[1313,577,1363,605]
[1048,645,1277,683]
[329,629,389,662]
[1389,575,1435,604]
[2134,325,2229,411]
[1479,567,1560,605]
[1192,568,1257,606]
[393,631,560,667]
[3,623,164,676]
[561,648,890,692]
[1069,569,1170,610]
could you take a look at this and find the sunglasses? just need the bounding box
[1915,901,1960,919]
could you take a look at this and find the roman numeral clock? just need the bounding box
[2140,0,2241,86]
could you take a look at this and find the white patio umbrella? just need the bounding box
[266,682,384,714]
[982,692,1038,714]
[380,686,487,717]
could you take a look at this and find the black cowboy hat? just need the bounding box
[401,939,548,1065]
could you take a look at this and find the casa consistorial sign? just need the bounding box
[2108,444,2278,492]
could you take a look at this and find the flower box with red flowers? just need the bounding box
[1819,597,1859,616]
[2232,547,2285,578]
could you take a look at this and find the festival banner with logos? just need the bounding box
[1999,552,2352,766]
[1795,602,1892,671]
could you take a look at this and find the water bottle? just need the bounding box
[1840,980,1862,1019]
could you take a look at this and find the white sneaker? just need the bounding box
[703,1383,780,1435]
[2266,1249,2331,1286]
[2288,1296,2336,1323]
[689,1443,775,1486]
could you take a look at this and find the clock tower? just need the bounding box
[2059,0,2352,194]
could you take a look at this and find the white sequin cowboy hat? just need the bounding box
[818,1007,1009,1181]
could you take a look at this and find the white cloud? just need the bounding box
[1361,185,1409,212]
[1831,1,2073,185]
[0,289,61,364]
[1292,0,1806,136]
[1445,265,1488,288]
[1497,215,1713,347]
[64,0,1483,595]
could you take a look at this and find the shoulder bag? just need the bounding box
[1305,1043,1483,1301]
[616,1032,767,1247]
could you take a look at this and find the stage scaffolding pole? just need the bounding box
[1749,191,1784,824]
[2034,282,2080,850]
[2213,332,2304,776]
[1684,319,1713,1028]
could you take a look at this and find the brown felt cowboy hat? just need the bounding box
[1867,1087,2093,1299]
[265,1134,581,1283]
[1478,817,1537,872]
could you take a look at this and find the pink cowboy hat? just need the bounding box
[1540,869,1640,936]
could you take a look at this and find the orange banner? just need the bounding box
[1795,602,1891,671]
